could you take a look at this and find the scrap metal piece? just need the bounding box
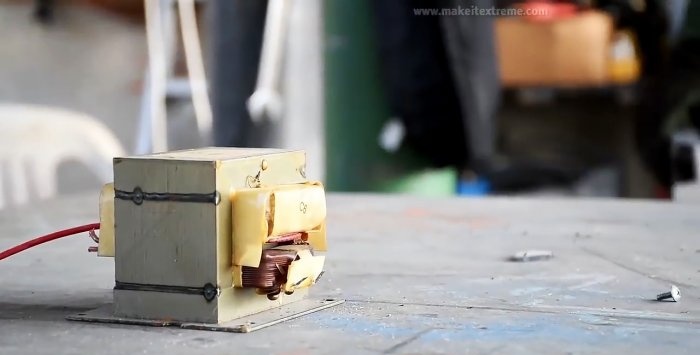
[509,250,554,262]
[656,285,682,302]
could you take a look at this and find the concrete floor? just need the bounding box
[1,193,699,354]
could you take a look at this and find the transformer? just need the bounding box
[76,147,335,331]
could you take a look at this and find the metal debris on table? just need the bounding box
[509,250,554,262]
[656,285,682,302]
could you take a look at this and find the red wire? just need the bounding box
[0,223,100,261]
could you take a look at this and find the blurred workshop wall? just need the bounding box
[0,1,145,192]
[82,0,143,19]
[0,1,144,149]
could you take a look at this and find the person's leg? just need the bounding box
[439,0,501,170]
[636,39,700,188]
[208,0,268,147]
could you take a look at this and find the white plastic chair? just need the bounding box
[0,104,126,208]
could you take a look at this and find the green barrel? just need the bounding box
[324,0,456,196]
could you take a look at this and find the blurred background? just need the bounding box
[1,0,699,207]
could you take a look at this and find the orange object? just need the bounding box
[608,31,641,84]
[495,10,614,87]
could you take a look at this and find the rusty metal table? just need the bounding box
[1,193,699,354]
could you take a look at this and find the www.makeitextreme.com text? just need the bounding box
[413,5,549,16]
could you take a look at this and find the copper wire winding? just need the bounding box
[241,232,309,299]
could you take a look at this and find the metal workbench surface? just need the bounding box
[1,193,699,354]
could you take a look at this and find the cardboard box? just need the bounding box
[495,11,614,87]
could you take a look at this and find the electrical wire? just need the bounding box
[0,223,100,261]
